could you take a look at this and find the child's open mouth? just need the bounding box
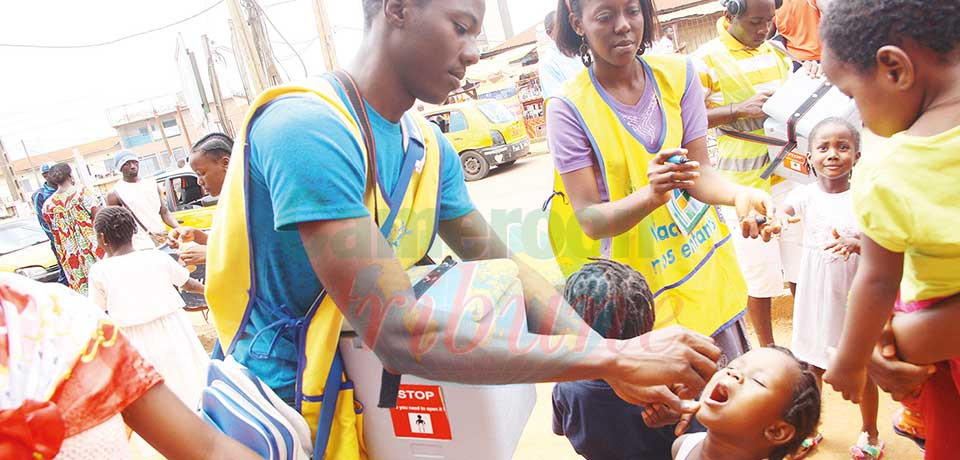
[705,382,730,406]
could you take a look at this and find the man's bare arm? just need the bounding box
[298,215,720,398]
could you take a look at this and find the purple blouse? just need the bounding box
[547,57,708,200]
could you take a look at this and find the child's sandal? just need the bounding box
[850,432,885,460]
[792,433,823,459]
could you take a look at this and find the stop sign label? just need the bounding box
[389,384,452,440]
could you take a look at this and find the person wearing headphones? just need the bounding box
[692,0,817,349]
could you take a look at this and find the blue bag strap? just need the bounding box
[313,348,345,458]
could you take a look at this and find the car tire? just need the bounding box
[460,150,490,181]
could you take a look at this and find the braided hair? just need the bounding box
[821,0,960,71]
[555,0,659,66]
[562,258,655,340]
[768,346,822,460]
[93,206,137,248]
[47,163,72,186]
[191,132,233,160]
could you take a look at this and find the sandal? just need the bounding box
[892,407,926,452]
[791,432,823,460]
[850,432,885,460]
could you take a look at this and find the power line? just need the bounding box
[0,1,225,49]
[247,0,309,78]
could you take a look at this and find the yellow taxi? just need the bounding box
[0,218,61,283]
[154,168,218,230]
[424,100,530,181]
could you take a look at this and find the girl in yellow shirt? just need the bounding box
[819,2,960,459]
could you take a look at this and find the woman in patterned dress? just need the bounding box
[41,163,104,294]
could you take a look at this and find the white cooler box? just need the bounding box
[762,70,861,183]
[340,334,537,460]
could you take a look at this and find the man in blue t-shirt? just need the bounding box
[30,162,67,285]
[230,0,722,410]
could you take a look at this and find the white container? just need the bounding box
[340,335,537,460]
[762,70,861,183]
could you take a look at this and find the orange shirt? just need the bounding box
[775,0,822,61]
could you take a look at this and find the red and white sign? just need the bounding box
[389,384,452,440]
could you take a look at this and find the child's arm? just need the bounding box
[87,270,108,312]
[122,383,261,460]
[891,293,960,364]
[824,236,904,403]
[180,278,205,294]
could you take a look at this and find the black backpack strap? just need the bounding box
[330,70,380,225]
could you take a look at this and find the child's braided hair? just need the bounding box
[562,258,655,340]
[768,345,822,460]
[191,132,233,159]
[93,206,137,248]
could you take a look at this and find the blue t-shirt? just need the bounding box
[552,380,682,460]
[235,90,475,402]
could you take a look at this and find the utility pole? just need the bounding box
[311,0,339,71]
[20,140,41,190]
[229,19,255,104]
[497,0,515,39]
[227,0,269,94]
[0,138,26,203]
[153,109,175,169]
[247,2,283,87]
[175,105,193,147]
[203,35,235,138]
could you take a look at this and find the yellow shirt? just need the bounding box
[853,126,960,302]
[693,18,792,190]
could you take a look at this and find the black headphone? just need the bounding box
[722,0,782,17]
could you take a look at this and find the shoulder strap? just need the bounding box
[330,70,381,226]
[114,190,150,233]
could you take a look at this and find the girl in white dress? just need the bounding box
[782,118,884,459]
[87,206,210,410]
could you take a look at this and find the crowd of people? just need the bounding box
[2,0,959,459]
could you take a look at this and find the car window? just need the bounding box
[449,111,468,132]
[427,113,451,133]
[0,221,47,255]
[477,102,515,124]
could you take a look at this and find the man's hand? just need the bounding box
[733,186,779,241]
[800,60,823,79]
[167,226,207,248]
[178,243,207,266]
[824,348,869,403]
[641,401,683,428]
[606,326,720,406]
[868,320,936,401]
[734,91,773,119]
[824,228,860,260]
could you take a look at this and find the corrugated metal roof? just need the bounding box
[659,2,724,21]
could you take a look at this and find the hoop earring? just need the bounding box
[579,36,593,67]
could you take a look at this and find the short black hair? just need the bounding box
[363,0,430,28]
[94,206,137,248]
[821,0,960,71]
[808,117,861,151]
[48,163,72,186]
[768,346,822,460]
[192,132,233,160]
[555,0,658,62]
[563,258,655,340]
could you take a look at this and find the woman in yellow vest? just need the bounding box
[547,0,781,452]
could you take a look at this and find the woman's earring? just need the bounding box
[579,36,593,67]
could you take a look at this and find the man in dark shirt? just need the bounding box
[30,162,66,285]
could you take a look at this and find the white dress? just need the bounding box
[787,184,860,369]
[88,250,209,409]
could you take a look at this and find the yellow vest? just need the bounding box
[206,77,442,459]
[547,56,747,337]
[699,21,791,191]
